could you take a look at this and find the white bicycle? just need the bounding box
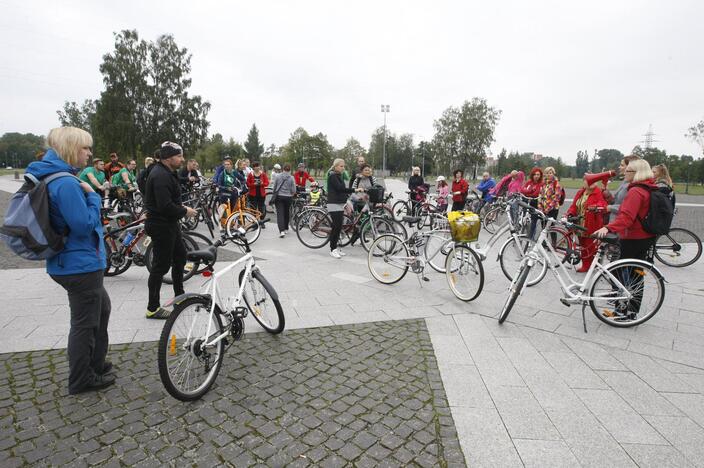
[499,201,666,330]
[157,227,284,401]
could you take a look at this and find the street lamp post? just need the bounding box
[381,105,390,175]
[686,161,693,194]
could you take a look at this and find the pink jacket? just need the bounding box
[437,185,449,204]
[507,171,525,193]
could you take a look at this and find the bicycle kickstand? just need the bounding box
[580,301,588,334]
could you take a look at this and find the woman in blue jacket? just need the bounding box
[26,127,113,395]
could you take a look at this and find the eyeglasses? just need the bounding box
[625,170,636,173]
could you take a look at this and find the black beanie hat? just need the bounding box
[160,141,183,159]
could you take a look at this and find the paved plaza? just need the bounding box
[2,175,704,466]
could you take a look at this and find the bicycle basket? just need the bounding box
[447,211,480,243]
[368,185,385,204]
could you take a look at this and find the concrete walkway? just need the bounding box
[2,176,704,466]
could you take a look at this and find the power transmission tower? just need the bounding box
[641,124,658,149]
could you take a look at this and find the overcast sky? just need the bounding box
[1,0,703,163]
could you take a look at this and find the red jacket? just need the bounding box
[521,168,544,200]
[451,179,469,203]
[294,170,314,188]
[606,180,657,240]
[567,187,607,234]
[247,171,269,198]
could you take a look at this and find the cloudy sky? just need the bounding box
[1,0,703,163]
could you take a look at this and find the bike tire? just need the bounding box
[238,269,285,334]
[225,211,261,245]
[158,296,225,401]
[144,233,200,284]
[654,227,702,268]
[589,260,665,328]
[425,230,453,273]
[360,217,396,252]
[483,206,503,234]
[104,237,132,276]
[295,208,332,249]
[392,200,409,221]
[498,235,548,286]
[445,244,485,301]
[498,263,531,324]
[367,234,410,284]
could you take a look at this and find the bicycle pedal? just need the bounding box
[559,298,571,307]
[422,276,430,282]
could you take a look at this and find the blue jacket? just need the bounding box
[477,178,496,201]
[26,149,106,275]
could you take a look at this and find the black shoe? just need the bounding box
[69,373,116,395]
[101,361,114,375]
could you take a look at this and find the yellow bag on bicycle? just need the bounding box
[448,211,480,243]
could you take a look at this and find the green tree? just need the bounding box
[335,137,367,167]
[432,98,501,174]
[686,118,704,156]
[575,150,590,177]
[57,100,96,133]
[244,123,264,160]
[281,128,333,172]
[590,149,623,172]
[0,133,45,168]
[61,30,210,161]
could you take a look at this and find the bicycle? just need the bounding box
[220,194,262,245]
[653,210,702,267]
[158,226,284,401]
[498,201,666,330]
[367,215,455,285]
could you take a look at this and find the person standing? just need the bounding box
[566,175,608,272]
[178,159,199,190]
[103,152,124,180]
[26,127,113,394]
[408,166,424,192]
[450,169,469,211]
[328,158,364,258]
[242,158,253,178]
[538,167,562,219]
[607,154,640,223]
[246,162,269,227]
[348,155,366,189]
[272,164,296,237]
[653,163,676,208]
[143,141,198,318]
[294,163,315,191]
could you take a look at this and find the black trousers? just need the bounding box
[329,210,344,250]
[145,221,187,311]
[451,200,466,212]
[249,195,266,218]
[275,196,292,232]
[618,237,656,314]
[51,270,111,394]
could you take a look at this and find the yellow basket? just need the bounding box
[448,211,480,243]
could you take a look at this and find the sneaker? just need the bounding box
[330,249,342,259]
[337,249,347,256]
[146,307,171,319]
[279,231,285,238]
[69,373,116,395]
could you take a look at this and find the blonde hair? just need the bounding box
[144,157,154,167]
[46,127,92,167]
[235,159,244,170]
[329,158,345,173]
[653,164,673,186]
[628,159,654,183]
[544,166,555,175]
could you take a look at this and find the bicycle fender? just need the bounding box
[601,258,666,282]
[163,293,212,309]
[251,270,280,301]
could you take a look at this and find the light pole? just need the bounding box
[686,161,693,194]
[381,104,390,175]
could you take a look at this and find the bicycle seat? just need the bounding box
[402,216,422,224]
[187,246,217,263]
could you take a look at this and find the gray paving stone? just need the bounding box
[489,385,561,441]
[621,443,694,468]
[541,350,608,389]
[644,415,704,467]
[611,349,697,393]
[513,439,580,468]
[598,370,682,417]
[662,393,704,429]
[452,406,522,468]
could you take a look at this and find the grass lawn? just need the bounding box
[558,177,704,195]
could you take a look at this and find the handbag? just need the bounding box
[268,179,281,206]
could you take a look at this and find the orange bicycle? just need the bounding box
[221,194,262,245]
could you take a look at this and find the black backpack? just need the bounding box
[640,185,674,236]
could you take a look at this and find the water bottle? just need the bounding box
[122,231,135,247]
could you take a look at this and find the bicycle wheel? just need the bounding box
[654,228,702,267]
[225,211,261,245]
[238,269,285,334]
[144,233,200,284]
[104,237,132,276]
[498,235,547,286]
[589,260,665,328]
[425,230,453,273]
[360,217,396,252]
[483,206,505,234]
[337,213,355,248]
[445,244,485,301]
[498,263,531,324]
[392,200,409,221]
[158,296,225,401]
[181,214,199,231]
[367,234,410,284]
[295,209,332,249]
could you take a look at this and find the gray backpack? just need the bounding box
[0,172,76,260]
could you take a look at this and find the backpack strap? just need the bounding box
[43,172,79,184]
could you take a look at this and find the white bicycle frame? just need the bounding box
[179,251,256,350]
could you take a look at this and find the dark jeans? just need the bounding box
[249,195,266,218]
[329,210,345,250]
[145,221,187,311]
[618,237,656,314]
[50,270,111,394]
[275,196,292,232]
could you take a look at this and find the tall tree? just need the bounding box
[281,127,333,171]
[686,118,704,155]
[0,133,45,168]
[432,98,501,174]
[575,150,590,177]
[335,137,367,167]
[57,100,96,133]
[244,123,264,160]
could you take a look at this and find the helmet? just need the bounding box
[436,176,446,182]
[273,163,281,170]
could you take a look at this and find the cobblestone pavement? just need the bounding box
[0,320,465,467]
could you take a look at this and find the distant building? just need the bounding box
[531,153,543,162]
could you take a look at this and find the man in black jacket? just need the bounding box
[144,141,197,318]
